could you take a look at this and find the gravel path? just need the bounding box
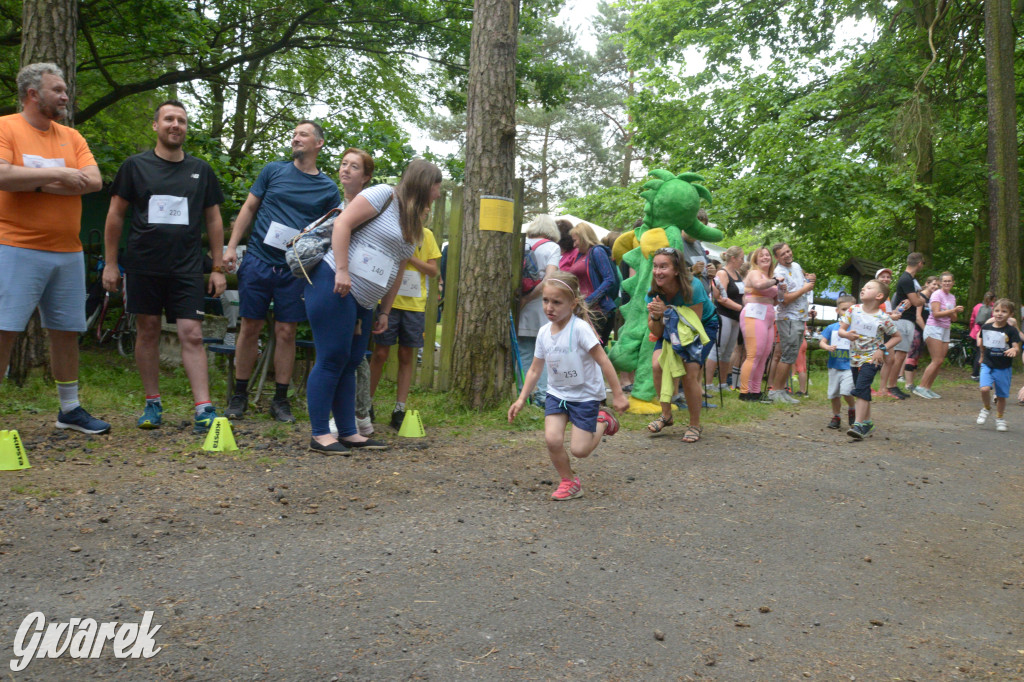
[1,383,1022,680]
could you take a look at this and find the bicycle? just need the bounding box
[90,272,137,358]
[947,332,974,368]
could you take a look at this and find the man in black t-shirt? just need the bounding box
[102,100,227,435]
[885,252,926,398]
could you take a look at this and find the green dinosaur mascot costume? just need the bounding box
[608,170,723,409]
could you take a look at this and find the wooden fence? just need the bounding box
[381,180,525,392]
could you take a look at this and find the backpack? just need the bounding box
[976,304,993,328]
[588,244,623,305]
[521,238,552,294]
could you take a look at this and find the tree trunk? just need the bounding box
[11,0,77,385]
[913,98,934,259]
[450,0,520,409]
[209,75,227,139]
[985,0,1021,302]
[969,206,989,307]
[619,72,634,187]
[540,123,549,214]
[21,0,76,125]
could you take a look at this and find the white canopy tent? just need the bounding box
[525,214,726,262]
[553,214,610,240]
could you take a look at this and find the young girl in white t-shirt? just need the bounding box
[509,272,629,500]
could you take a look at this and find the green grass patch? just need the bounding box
[9,484,61,499]
[0,347,992,435]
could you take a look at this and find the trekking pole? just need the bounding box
[508,311,526,399]
[717,319,725,406]
[760,338,777,401]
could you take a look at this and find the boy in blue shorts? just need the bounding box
[819,295,856,429]
[976,298,1021,432]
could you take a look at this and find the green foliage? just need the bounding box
[607,0,1014,300]
[2,0,578,211]
[561,182,645,232]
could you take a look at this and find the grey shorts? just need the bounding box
[0,245,86,332]
[776,318,804,364]
[827,367,854,399]
[374,308,426,348]
[893,319,915,353]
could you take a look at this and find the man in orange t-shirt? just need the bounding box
[0,63,109,434]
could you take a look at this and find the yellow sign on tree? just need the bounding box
[479,195,514,232]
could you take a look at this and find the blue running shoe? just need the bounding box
[137,402,163,429]
[194,405,218,434]
[56,406,111,435]
[860,420,875,437]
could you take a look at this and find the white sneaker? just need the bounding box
[897,376,905,384]
[977,408,990,425]
[925,387,941,399]
[996,418,1008,432]
[783,391,800,404]
[769,390,789,404]
[356,415,374,436]
[912,385,930,399]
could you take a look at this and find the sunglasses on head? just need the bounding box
[654,247,679,258]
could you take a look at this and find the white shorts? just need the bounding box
[827,367,854,399]
[923,324,950,343]
[893,319,915,353]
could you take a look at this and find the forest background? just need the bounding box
[1,0,1020,306]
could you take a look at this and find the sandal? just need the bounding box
[681,425,702,443]
[647,415,673,433]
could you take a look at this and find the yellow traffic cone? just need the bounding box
[0,430,31,470]
[202,417,238,452]
[397,410,425,438]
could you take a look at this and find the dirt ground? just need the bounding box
[1,381,1023,681]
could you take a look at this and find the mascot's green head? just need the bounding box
[640,170,723,243]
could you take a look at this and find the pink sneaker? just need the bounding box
[551,477,583,501]
[597,409,619,436]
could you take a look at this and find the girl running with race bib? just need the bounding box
[508,272,629,501]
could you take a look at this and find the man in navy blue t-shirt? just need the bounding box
[223,121,340,422]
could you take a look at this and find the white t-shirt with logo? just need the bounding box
[774,261,810,321]
[534,316,605,402]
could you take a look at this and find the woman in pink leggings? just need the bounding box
[738,247,782,401]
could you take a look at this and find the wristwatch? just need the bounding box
[211,265,225,273]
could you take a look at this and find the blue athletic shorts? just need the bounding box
[980,364,1011,399]
[850,362,880,402]
[544,394,600,433]
[0,245,85,332]
[237,255,307,323]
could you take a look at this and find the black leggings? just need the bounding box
[592,310,615,346]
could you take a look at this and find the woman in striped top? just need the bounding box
[305,159,443,454]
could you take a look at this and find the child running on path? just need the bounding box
[509,272,629,500]
[976,298,1021,432]
[819,295,856,430]
[839,279,901,440]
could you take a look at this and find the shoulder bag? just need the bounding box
[284,191,394,283]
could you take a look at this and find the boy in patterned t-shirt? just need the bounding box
[839,279,901,440]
